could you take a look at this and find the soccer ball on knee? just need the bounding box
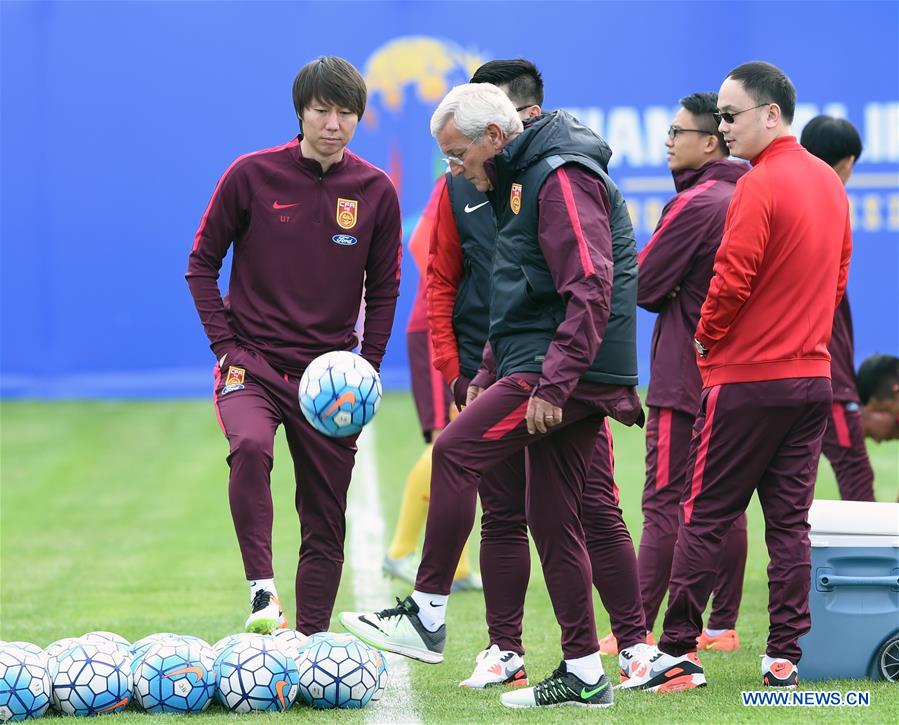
[299,351,382,437]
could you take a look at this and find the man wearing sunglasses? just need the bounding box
[626,92,749,658]
[624,61,852,691]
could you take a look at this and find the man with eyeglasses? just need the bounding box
[425,59,650,691]
[343,80,647,709]
[623,61,852,692]
[620,92,748,658]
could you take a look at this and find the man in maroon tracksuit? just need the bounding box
[427,59,648,687]
[800,116,875,502]
[342,82,644,709]
[625,62,852,692]
[185,57,402,635]
[633,92,748,653]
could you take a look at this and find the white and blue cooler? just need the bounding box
[799,499,899,681]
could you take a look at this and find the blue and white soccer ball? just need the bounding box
[299,351,382,437]
[44,638,80,677]
[214,637,299,713]
[0,645,51,722]
[78,632,130,654]
[211,632,264,656]
[271,630,308,661]
[296,635,379,709]
[51,643,132,716]
[132,641,216,713]
[368,647,389,702]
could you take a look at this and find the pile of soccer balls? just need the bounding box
[0,629,388,720]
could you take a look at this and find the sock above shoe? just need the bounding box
[410,590,447,632]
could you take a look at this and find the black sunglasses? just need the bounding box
[713,103,770,125]
[667,126,715,139]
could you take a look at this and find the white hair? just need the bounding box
[430,83,524,140]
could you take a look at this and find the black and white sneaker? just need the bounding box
[244,589,287,634]
[339,596,445,664]
[500,662,613,708]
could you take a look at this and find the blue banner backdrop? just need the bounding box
[2,1,897,397]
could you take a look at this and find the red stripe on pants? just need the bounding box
[482,401,529,440]
[428,332,447,430]
[830,402,851,448]
[683,386,721,524]
[655,408,672,490]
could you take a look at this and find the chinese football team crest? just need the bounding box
[510,183,522,215]
[336,198,358,229]
[222,365,246,395]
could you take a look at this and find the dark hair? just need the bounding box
[680,91,728,155]
[857,354,899,405]
[292,56,367,120]
[470,58,544,107]
[800,115,863,167]
[726,61,796,124]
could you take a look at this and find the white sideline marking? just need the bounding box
[348,427,421,724]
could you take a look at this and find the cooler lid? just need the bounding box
[808,499,899,547]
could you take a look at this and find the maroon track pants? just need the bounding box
[479,419,646,656]
[659,378,831,662]
[417,373,637,658]
[213,350,358,634]
[821,402,875,501]
[638,406,747,631]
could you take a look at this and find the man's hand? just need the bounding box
[526,395,563,435]
[466,384,484,407]
[450,375,471,411]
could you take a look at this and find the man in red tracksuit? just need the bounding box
[624,61,852,692]
[186,57,402,636]
[634,91,748,653]
[800,115,875,502]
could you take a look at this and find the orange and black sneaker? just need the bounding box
[762,658,798,688]
[697,628,740,651]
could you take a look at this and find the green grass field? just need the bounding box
[2,394,897,723]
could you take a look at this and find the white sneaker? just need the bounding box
[459,644,528,688]
[382,554,418,584]
[244,589,287,634]
[617,650,706,692]
[339,596,445,664]
[618,642,658,687]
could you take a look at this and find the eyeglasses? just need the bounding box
[515,104,534,113]
[667,126,715,139]
[713,103,770,125]
[442,137,477,167]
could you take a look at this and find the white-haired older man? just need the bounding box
[342,83,644,709]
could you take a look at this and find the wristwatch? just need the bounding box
[694,338,709,358]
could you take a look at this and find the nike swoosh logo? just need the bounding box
[580,680,610,699]
[463,201,490,213]
[164,666,204,682]
[325,391,356,417]
[273,200,300,209]
[358,614,385,633]
[429,601,444,607]
[98,696,130,713]
[275,680,289,711]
